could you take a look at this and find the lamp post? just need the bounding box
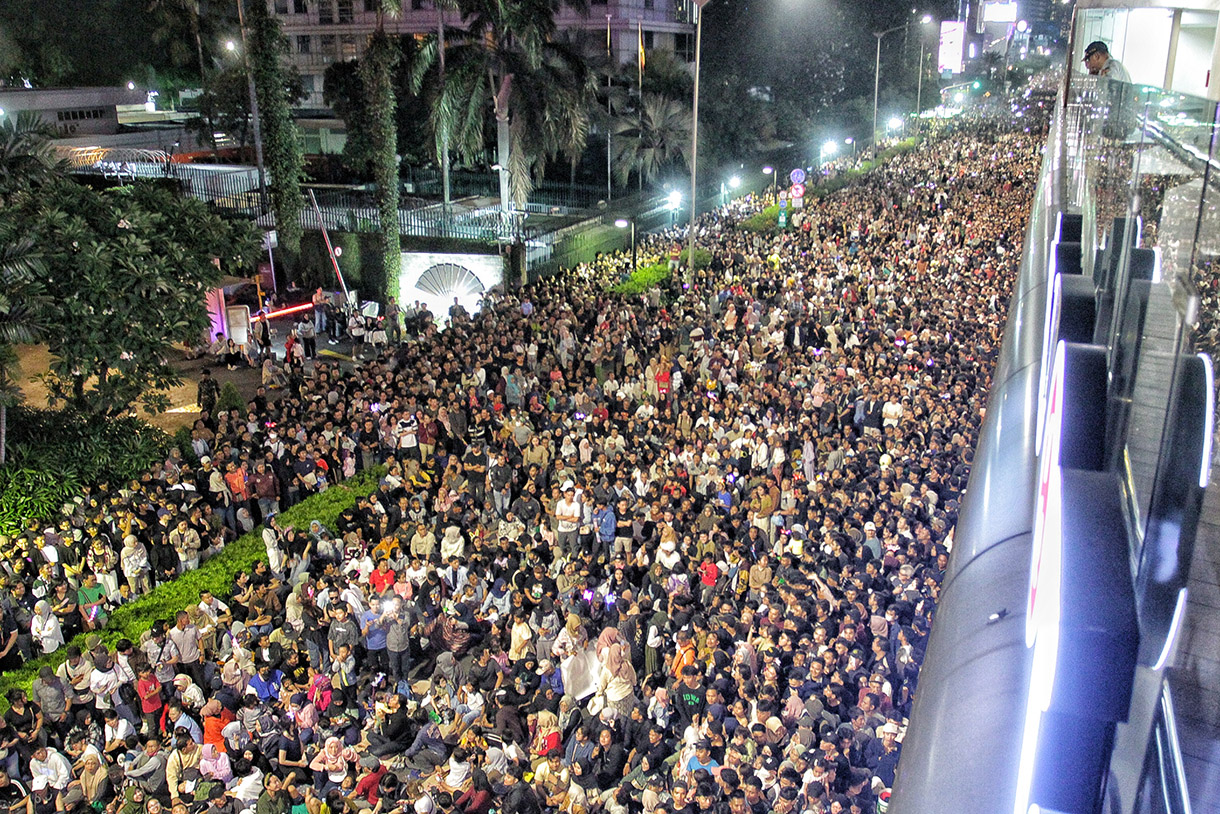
[763,165,776,197]
[668,189,682,228]
[615,218,637,271]
[685,0,708,286]
[872,21,910,156]
[845,137,856,158]
[916,14,934,117]
[230,1,267,214]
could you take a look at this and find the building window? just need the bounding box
[293,0,307,12]
[297,35,312,53]
[300,75,317,93]
[364,0,376,10]
[675,32,694,61]
[337,0,353,22]
[340,34,358,58]
[274,0,288,13]
[319,34,337,55]
[644,30,655,50]
[318,0,333,23]
[644,0,653,7]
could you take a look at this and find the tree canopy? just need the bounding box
[5,179,262,417]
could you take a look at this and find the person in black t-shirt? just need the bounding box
[0,769,28,814]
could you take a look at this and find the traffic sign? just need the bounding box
[789,168,806,185]
[778,190,788,200]
[779,199,787,208]
[790,183,806,198]
[778,211,787,228]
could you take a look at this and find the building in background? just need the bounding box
[275,0,696,111]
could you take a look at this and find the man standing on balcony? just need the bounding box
[1082,41,1130,83]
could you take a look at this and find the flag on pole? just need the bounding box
[638,21,645,83]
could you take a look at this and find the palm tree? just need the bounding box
[0,112,60,196]
[411,0,596,222]
[364,0,403,299]
[0,235,48,465]
[148,0,219,151]
[612,93,691,189]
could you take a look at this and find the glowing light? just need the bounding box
[921,13,933,23]
[225,40,237,51]
[821,141,838,156]
[1201,353,1214,488]
[667,190,682,210]
[1153,589,1189,670]
[888,117,903,130]
[127,81,135,90]
[762,166,773,175]
[954,92,964,103]
[251,303,315,322]
[614,219,629,228]
[729,176,741,189]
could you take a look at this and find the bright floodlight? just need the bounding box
[225,40,237,51]
[888,117,903,130]
[921,13,933,23]
[667,190,682,210]
[1016,19,1029,32]
[822,141,838,156]
[614,219,629,228]
[954,92,964,103]
[127,81,136,90]
[729,176,741,189]
[762,166,774,175]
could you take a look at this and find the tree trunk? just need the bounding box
[496,112,512,222]
[0,402,7,467]
[189,4,220,158]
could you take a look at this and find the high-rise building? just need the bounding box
[272,0,696,110]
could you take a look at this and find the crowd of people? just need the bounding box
[0,109,1044,814]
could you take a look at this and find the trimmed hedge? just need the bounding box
[0,408,170,537]
[0,466,385,708]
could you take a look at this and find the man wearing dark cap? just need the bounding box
[1082,40,1131,82]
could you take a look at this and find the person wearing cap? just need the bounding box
[864,721,902,789]
[1081,40,1131,83]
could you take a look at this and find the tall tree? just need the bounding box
[0,235,48,465]
[363,1,403,301]
[411,0,595,220]
[249,0,306,253]
[612,93,691,188]
[7,180,261,418]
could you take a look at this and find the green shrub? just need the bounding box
[610,263,671,295]
[0,408,170,536]
[678,247,712,270]
[0,466,385,710]
[741,204,781,233]
[216,381,246,415]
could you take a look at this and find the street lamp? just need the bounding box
[668,189,682,227]
[686,0,708,285]
[888,116,903,130]
[872,22,907,155]
[224,19,267,214]
[845,137,856,158]
[615,217,637,271]
[763,166,776,197]
[729,175,741,189]
[915,14,935,117]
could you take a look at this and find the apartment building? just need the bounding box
[273,0,697,110]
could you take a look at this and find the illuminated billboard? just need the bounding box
[939,21,966,74]
[983,1,1018,23]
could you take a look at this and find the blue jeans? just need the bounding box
[388,648,411,682]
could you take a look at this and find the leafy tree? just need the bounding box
[7,179,262,418]
[612,93,690,189]
[0,112,61,197]
[187,64,254,151]
[699,71,774,169]
[363,3,403,301]
[411,0,597,217]
[0,235,48,465]
[249,0,306,254]
[323,37,431,180]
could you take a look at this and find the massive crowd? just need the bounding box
[0,111,1043,814]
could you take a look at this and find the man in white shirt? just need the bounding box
[29,746,72,792]
[554,483,581,555]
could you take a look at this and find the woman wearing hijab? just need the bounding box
[31,600,63,654]
[308,737,356,795]
[221,721,249,756]
[531,598,561,661]
[199,743,233,784]
[79,752,111,807]
[565,757,601,814]
[530,710,562,768]
[595,628,638,718]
